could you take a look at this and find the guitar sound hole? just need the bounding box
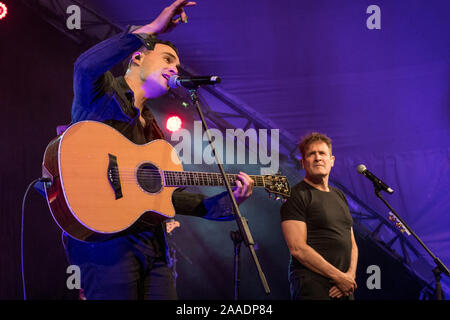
[136,163,162,193]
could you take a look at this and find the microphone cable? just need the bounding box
[21,177,52,300]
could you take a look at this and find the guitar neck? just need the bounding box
[163,171,265,187]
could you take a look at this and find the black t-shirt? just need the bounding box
[280,180,353,273]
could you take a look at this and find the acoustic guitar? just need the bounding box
[42,121,290,242]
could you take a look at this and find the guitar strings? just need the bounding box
[66,165,284,192]
[72,165,268,185]
[105,174,265,188]
[106,170,265,185]
[106,168,265,183]
[107,173,242,185]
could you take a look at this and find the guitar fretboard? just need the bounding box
[163,171,265,187]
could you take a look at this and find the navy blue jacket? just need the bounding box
[63,27,236,262]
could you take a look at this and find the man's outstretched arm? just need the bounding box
[72,0,196,118]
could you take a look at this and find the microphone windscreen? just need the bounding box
[168,75,179,89]
[211,76,221,84]
[357,164,367,174]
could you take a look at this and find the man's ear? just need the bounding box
[131,52,143,66]
[331,155,335,167]
[300,158,305,170]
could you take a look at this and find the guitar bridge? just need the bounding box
[107,153,123,200]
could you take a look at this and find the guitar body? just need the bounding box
[42,121,182,242]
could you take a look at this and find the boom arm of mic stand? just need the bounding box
[187,88,270,295]
[373,183,450,299]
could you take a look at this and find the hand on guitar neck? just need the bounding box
[231,172,255,206]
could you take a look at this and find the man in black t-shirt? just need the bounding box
[280,132,358,300]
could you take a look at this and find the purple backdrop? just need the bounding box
[89,0,450,296]
[1,0,448,299]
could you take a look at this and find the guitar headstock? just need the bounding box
[263,172,291,202]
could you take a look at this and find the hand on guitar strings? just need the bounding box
[233,172,255,205]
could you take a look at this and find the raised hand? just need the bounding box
[133,0,197,36]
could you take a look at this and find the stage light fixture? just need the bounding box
[166,115,182,133]
[0,2,7,20]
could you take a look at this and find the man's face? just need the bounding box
[138,43,180,98]
[301,141,335,179]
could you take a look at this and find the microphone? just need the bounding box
[168,75,221,89]
[357,164,394,194]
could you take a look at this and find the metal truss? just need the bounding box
[22,0,436,296]
[190,78,436,296]
[20,0,122,46]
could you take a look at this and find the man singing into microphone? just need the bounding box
[64,0,254,300]
[280,132,358,300]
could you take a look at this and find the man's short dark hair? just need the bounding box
[298,132,333,159]
[146,38,179,56]
[126,38,179,70]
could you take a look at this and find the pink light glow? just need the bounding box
[0,2,7,20]
[165,116,182,132]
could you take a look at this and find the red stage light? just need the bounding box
[0,2,7,20]
[166,116,182,133]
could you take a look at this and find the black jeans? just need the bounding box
[289,268,354,300]
[64,230,177,300]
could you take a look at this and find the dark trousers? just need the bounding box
[289,268,354,300]
[64,231,177,300]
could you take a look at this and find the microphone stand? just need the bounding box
[186,87,270,297]
[230,230,243,300]
[372,182,449,300]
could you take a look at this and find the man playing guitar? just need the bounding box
[60,0,255,300]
